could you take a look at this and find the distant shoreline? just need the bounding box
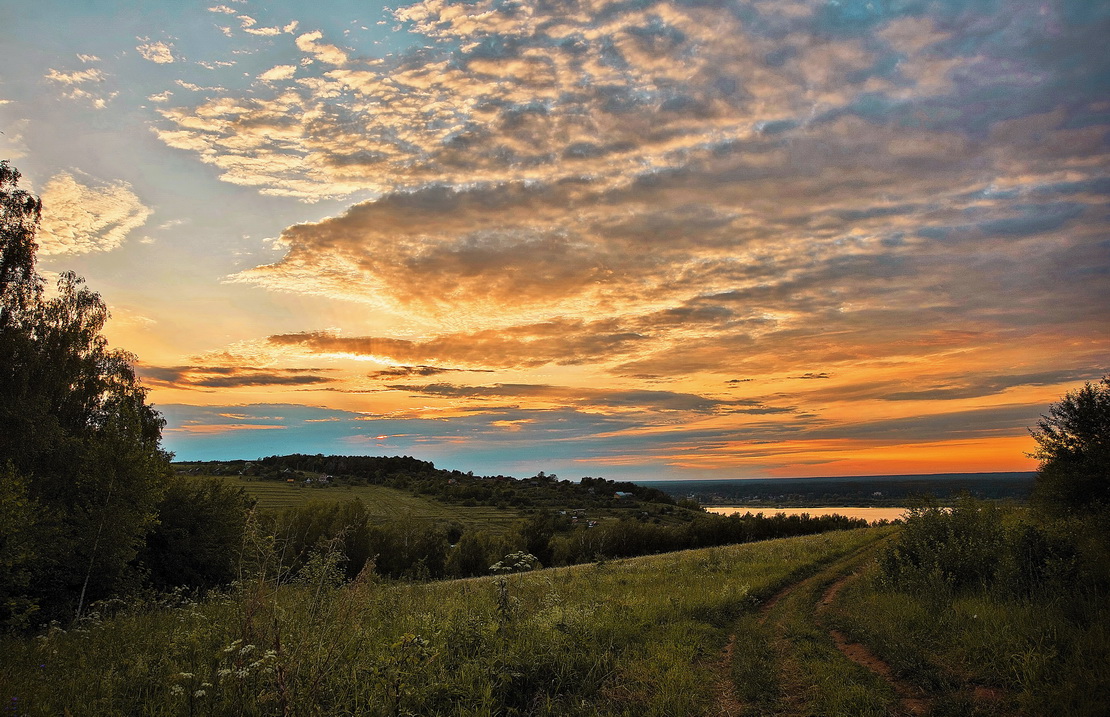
[704,506,910,523]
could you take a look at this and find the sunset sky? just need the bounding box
[2,0,1107,480]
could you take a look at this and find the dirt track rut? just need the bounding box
[712,538,930,716]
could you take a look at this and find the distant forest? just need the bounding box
[650,472,1036,507]
[179,453,678,510]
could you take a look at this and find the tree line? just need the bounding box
[189,453,679,509]
[219,499,872,586]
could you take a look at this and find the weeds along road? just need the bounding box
[713,534,911,717]
[713,532,1015,717]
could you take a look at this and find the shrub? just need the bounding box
[879,497,1007,594]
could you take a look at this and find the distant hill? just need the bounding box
[643,472,1036,506]
[174,453,680,513]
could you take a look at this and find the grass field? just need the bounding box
[0,528,890,716]
[208,476,525,532]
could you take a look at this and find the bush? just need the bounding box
[136,476,254,593]
[879,497,1007,594]
[879,496,1101,601]
[1030,376,1110,516]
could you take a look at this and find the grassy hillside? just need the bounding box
[1,528,890,716]
[212,475,525,532]
[3,512,1104,715]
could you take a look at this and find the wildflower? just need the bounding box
[193,689,207,698]
[170,685,184,696]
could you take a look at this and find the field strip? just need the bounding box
[711,533,893,716]
[816,575,932,716]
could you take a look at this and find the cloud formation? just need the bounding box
[140,365,337,391]
[124,0,1110,476]
[137,39,175,64]
[146,0,1104,353]
[44,63,117,108]
[268,319,650,368]
[37,172,152,255]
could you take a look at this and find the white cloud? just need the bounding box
[44,65,116,108]
[44,67,105,85]
[137,39,175,64]
[38,171,152,255]
[295,30,348,66]
[245,26,283,36]
[259,64,297,81]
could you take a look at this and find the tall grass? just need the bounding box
[1,529,886,716]
[829,499,1110,716]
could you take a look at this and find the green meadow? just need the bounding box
[4,502,1108,715]
[2,529,887,716]
[213,476,524,533]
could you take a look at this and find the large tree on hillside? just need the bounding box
[1030,376,1110,516]
[0,160,171,626]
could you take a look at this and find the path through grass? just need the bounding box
[722,533,1037,716]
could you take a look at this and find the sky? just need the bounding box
[1,0,1107,481]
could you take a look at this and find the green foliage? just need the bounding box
[0,464,44,628]
[878,498,1007,593]
[834,546,1109,716]
[367,515,450,580]
[864,482,1110,713]
[0,160,41,325]
[263,499,374,581]
[445,529,518,577]
[0,529,886,715]
[0,162,173,625]
[1030,375,1110,515]
[136,476,254,592]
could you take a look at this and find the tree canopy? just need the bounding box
[0,160,172,627]
[1030,376,1110,515]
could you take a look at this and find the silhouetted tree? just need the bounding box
[1030,376,1110,515]
[0,161,172,625]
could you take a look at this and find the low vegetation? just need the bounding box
[0,529,889,716]
[827,498,1109,716]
